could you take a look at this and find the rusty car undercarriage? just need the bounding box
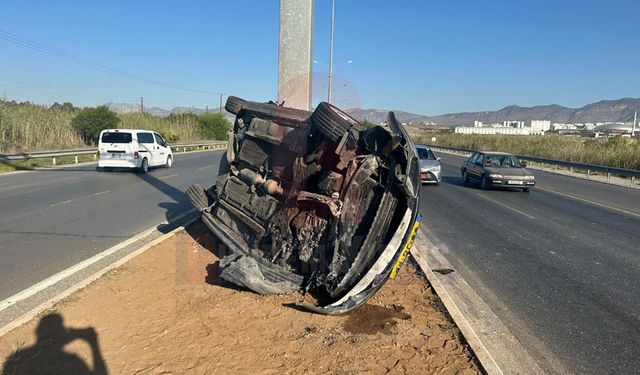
[187,96,421,314]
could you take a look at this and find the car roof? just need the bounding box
[101,129,159,134]
[478,151,514,156]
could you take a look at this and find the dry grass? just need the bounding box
[117,113,200,142]
[0,101,206,152]
[0,102,83,152]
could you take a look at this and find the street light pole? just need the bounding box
[328,0,335,104]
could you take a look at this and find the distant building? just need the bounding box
[503,120,525,128]
[455,127,531,135]
[530,120,551,131]
[529,130,546,136]
[595,123,633,134]
[474,121,483,128]
[551,123,577,131]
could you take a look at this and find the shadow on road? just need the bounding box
[2,313,108,375]
[133,169,193,233]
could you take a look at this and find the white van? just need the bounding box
[97,129,173,173]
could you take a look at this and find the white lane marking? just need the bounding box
[475,193,537,220]
[159,173,179,180]
[49,190,110,207]
[536,186,640,218]
[198,165,214,170]
[0,209,196,313]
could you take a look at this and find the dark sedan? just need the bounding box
[461,151,535,192]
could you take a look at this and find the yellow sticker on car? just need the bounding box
[390,214,421,279]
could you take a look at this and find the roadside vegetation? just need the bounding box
[0,99,231,152]
[415,133,640,170]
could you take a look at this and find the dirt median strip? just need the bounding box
[0,221,480,374]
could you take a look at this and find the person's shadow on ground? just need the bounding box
[2,313,107,375]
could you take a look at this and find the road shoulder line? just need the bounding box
[0,209,197,333]
[0,212,198,336]
[411,231,545,375]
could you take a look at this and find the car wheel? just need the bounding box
[139,158,149,174]
[462,170,470,184]
[225,96,247,115]
[165,156,173,168]
[523,187,531,193]
[311,102,361,142]
[480,175,490,190]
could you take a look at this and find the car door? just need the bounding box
[136,132,155,163]
[470,153,484,179]
[464,153,477,174]
[153,133,169,166]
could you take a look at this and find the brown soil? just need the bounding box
[0,222,480,374]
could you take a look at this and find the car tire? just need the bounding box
[139,158,149,174]
[165,156,173,168]
[462,170,470,184]
[523,187,531,193]
[480,175,490,190]
[311,102,361,142]
[225,96,246,115]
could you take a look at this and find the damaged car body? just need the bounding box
[186,96,421,314]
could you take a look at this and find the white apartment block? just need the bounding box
[455,127,531,135]
[552,123,578,131]
[530,120,551,131]
[503,120,525,128]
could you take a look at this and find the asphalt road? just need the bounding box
[419,152,640,374]
[2,147,639,374]
[0,150,224,301]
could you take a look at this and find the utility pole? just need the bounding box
[219,93,223,114]
[205,105,209,113]
[328,0,335,104]
[633,110,637,137]
[278,0,313,110]
[140,97,144,113]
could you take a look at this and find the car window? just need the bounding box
[137,132,154,144]
[154,133,165,146]
[485,154,522,168]
[475,154,484,165]
[417,148,436,160]
[101,132,132,143]
[469,153,478,164]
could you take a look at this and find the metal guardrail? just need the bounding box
[0,141,227,165]
[426,144,640,187]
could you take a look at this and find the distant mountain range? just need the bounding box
[357,97,640,126]
[107,97,640,126]
[106,102,221,117]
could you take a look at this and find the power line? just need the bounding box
[0,78,136,102]
[0,28,216,95]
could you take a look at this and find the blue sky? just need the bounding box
[0,0,638,114]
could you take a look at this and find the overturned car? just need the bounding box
[186,96,421,314]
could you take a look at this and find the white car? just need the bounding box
[416,145,442,185]
[97,129,173,173]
